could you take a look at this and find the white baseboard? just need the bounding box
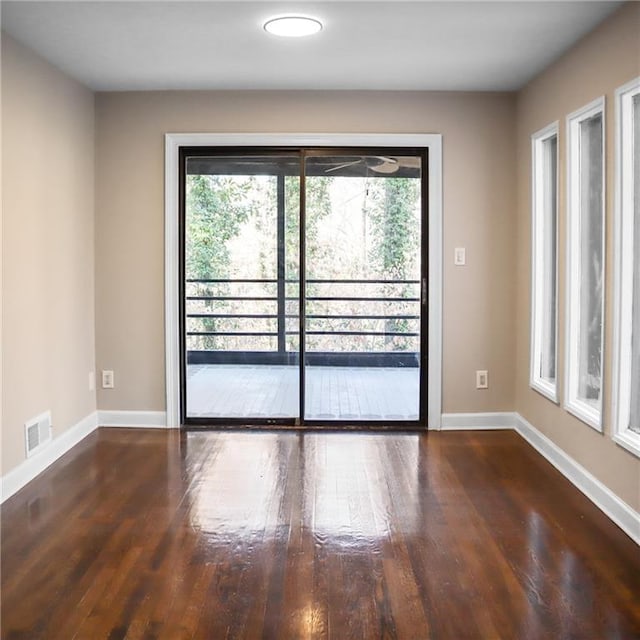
[441,412,517,430]
[97,410,169,429]
[1,410,99,503]
[515,414,640,545]
[3,407,637,545]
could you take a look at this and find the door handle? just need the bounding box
[422,277,427,306]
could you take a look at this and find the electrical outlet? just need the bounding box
[102,370,114,389]
[454,247,466,266]
[476,370,488,389]
[89,371,95,392]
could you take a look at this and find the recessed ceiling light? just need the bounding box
[264,16,323,38]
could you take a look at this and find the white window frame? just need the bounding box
[530,121,559,402]
[611,77,640,457]
[564,97,606,431]
[164,133,443,430]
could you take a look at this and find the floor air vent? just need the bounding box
[24,411,52,457]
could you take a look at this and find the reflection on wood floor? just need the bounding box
[187,364,420,420]
[2,428,639,639]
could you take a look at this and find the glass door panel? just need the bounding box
[303,153,424,421]
[183,154,300,420]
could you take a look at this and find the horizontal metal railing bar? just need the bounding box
[188,331,278,337]
[187,313,419,321]
[187,296,419,303]
[297,331,419,337]
[187,278,278,284]
[186,296,278,301]
[188,313,279,319]
[305,314,420,320]
[188,331,418,338]
[310,279,419,285]
[186,278,420,285]
[185,278,276,284]
[306,297,420,302]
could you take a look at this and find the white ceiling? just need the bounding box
[1,1,623,92]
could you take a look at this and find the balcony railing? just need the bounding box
[185,278,421,367]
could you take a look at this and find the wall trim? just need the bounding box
[97,410,168,428]
[1,411,99,503]
[515,413,640,546]
[441,412,517,430]
[2,408,637,543]
[164,132,443,430]
[439,411,638,544]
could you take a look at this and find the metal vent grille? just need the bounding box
[24,412,52,457]
[26,423,39,452]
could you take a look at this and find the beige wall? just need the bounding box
[515,2,640,509]
[94,90,517,414]
[1,35,96,474]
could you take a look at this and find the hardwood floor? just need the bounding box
[1,428,639,639]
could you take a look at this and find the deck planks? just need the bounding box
[186,364,420,420]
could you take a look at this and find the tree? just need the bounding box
[368,177,420,350]
[185,174,260,350]
[285,175,333,279]
[368,177,419,279]
[185,174,256,280]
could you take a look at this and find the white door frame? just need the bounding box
[164,133,443,429]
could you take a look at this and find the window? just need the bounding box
[530,122,559,401]
[612,77,640,457]
[565,97,605,431]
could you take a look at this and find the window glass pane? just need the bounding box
[630,94,640,433]
[303,154,423,421]
[183,155,301,419]
[540,135,557,383]
[578,114,604,406]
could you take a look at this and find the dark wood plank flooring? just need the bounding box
[1,428,639,639]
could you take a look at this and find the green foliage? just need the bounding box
[368,178,419,280]
[186,174,263,349]
[368,178,420,349]
[285,175,332,280]
[185,174,255,280]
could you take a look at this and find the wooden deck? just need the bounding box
[187,364,420,420]
[2,428,639,639]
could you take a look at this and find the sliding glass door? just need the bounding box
[180,148,427,426]
[303,153,423,421]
